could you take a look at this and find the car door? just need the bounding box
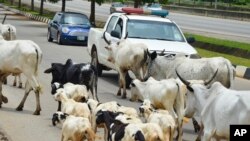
[50,13,62,38]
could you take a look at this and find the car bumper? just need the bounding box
[61,34,88,45]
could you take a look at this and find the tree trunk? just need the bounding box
[90,0,95,25]
[10,0,14,5]
[18,0,21,8]
[31,0,34,11]
[134,0,141,8]
[61,0,66,12]
[39,0,44,15]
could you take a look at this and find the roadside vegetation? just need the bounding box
[0,0,249,67]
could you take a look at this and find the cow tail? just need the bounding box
[34,48,42,76]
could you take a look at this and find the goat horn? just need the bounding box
[204,69,218,85]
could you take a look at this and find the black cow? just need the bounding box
[44,59,99,110]
[96,110,145,141]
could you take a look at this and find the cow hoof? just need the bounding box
[18,85,22,89]
[2,96,8,103]
[13,82,16,87]
[33,111,40,115]
[117,92,121,96]
[16,106,23,111]
[121,95,127,99]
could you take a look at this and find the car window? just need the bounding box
[61,14,90,25]
[127,20,185,42]
[106,16,118,34]
[114,18,123,38]
[53,13,61,23]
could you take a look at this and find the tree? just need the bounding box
[48,0,66,11]
[89,0,104,25]
[39,0,44,15]
[31,0,34,11]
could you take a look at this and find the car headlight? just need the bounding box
[62,27,69,33]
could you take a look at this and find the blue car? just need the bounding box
[47,12,91,45]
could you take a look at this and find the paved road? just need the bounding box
[21,0,250,43]
[0,9,250,141]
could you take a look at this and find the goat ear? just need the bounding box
[130,82,136,87]
[44,67,53,73]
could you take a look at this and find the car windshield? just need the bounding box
[127,20,185,42]
[61,14,90,25]
[112,2,124,7]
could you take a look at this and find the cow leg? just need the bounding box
[192,117,201,133]
[16,81,32,111]
[117,72,123,96]
[195,123,204,141]
[57,101,62,111]
[120,70,127,99]
[0,80,8,107]
[33,90,41,115]
[3,77,7,85]
[13,75,17,86]
[18,75,22,88]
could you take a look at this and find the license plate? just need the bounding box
[77,36,85,40]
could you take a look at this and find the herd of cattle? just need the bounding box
[1,20,250,141]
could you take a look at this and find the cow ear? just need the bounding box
[44,68,53,73]
[151,51,157,60]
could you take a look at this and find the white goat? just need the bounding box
[139,99,176,141]
[61,115,96,141]
[54,89,91,121]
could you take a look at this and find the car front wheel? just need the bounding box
[57,32,62,45]
[91,50,103,76]
[47,29,53,42]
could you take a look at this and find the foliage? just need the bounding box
[48,0,60,4]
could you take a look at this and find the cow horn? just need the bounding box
[103,32,111,45]
[176,70,190,86]
[204,69,218,85]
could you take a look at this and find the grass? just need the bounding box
[1,1,249,67]
[185,33,250,52]
[197,48,250,67]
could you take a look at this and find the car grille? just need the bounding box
[69,31,88,36]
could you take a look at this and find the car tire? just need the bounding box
[47,29,53,42]
[57,32,62,45]
[91,50,103,76]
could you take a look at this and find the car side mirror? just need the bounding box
[111,30,120,39]
[53,20,58,24]
[186,37,195,44]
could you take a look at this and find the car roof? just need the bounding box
[112,13,173,23]
[56,11,88,17]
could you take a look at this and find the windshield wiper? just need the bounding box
[153,38,175,41]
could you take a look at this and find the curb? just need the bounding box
[0,4,51,24]
[234,65,250,80]
[1,4,250,80]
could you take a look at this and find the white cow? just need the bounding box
[103,33,149,99]
[0,35,43,115]
[177,72,250,141]
[144,51,235,88]
[0,23,22,88]
[0,23,17,40]
[130,77,186,141]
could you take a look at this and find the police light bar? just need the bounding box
[121,7,169,17]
